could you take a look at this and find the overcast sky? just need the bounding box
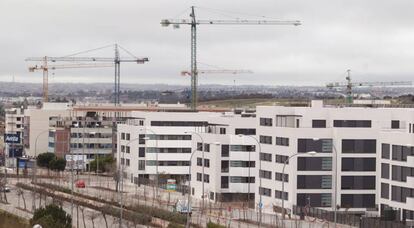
[0,0,413,86]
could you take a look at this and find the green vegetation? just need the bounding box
[89,155,115,172]
[0,209,30,228]
[31,204,72,228]
[206,221,226,228]
[37,153,66,172]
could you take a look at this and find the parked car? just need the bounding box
[0,186,11,192]
[75,180,85,188]
[175,199,192,215]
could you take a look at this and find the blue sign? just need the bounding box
[258,202,263,209]
[4,134,20,143]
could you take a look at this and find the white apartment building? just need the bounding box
[378,113,414,222]
[117,111,221,185]
[190,111,257,204]
[255,100,414,220]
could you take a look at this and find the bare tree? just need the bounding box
[0,173,8,203]
[87,211,100,228]
[16,188,27,210]
[80,206,87,228]
[101,210,109,228]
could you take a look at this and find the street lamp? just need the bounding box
[312,137,338,228]
[32,128,55,212]
[185,140,220,228]
[184,131,205,212]
[139,128,159,203]
[237,134,261,226]
[281,151,317,224]
[119,135,142,228]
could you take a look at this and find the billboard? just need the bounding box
[65,154,87,170]
[4,133,20,143]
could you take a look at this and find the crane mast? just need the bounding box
[162,6,301,111]
[326,69,412,103]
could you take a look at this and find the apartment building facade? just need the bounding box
[255,100,414,221]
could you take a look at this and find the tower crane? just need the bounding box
[27,61,114,102]
[26,44,149,104]
[180,69,253,76]
[161,6,301,111]
[326,69,412,103]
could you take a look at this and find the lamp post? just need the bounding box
[139,128,159,204]
[281,151,317,226]
[237,135,261,226]
[32,128,55,212]
[119,135,142,228]
[312,138,338,228]
[184,131,205,212]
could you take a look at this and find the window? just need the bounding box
[341,176,376,190]
[138,160,145,170]
[220,128,226,135]
[298,175,332,189]
[145,161,190,166]
[259,135,272,144]
[297,193,331,207]
[392,145,414,161]
[341,194,375,208]
[298,157,332,171]
[221,161,229,173]
[146,147,191,153]
[139,147,145,157]
[298,139,332,153]
[197,173,202,181]
[210,192,214,200]
[230,145,255,152]
[312,120,326,128]
[382,144,390,159]
[342,158,376,171]
[204,159,210,168]
[392,165,414,182]
[342,139,376,153]
[259,170,272,179]
[333,120,371,128]
[121,133,125,140]
[275,155,289,164]
[197,158,202,166]
[147,135,192,140]
[121,145,125,153]
[391,120,400,129]
[276,115,296,128]
[275,190,288,200]
[275,172,289,182]
[230,161,255,167]
[221,145,229,157]
[139,134,145,144]
[126,133,130,140]
[260,118,272,126]
[391,186,414,203]
[381,183,389,199]
[259,187,271,197]
[381,163,389,179]
[203,174,210,183]
[204,143,210,152]
[151,121,207,127]
[197,142,203,151]
[126,159,130,166]
[235,128,256,135]
[221,176,229,188]
[276,137,289,146]
[126,146,130,154]
[260,152,272,162]
[230,176,255,183]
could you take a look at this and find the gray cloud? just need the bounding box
[0,0,413,86]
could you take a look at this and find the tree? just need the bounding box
[37,152,56,170]
[89,155,115,172]
[49,158,66,172]
[31,204,72,228]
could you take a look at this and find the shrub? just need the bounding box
[31,204,71,228]
[206,221,226,228]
